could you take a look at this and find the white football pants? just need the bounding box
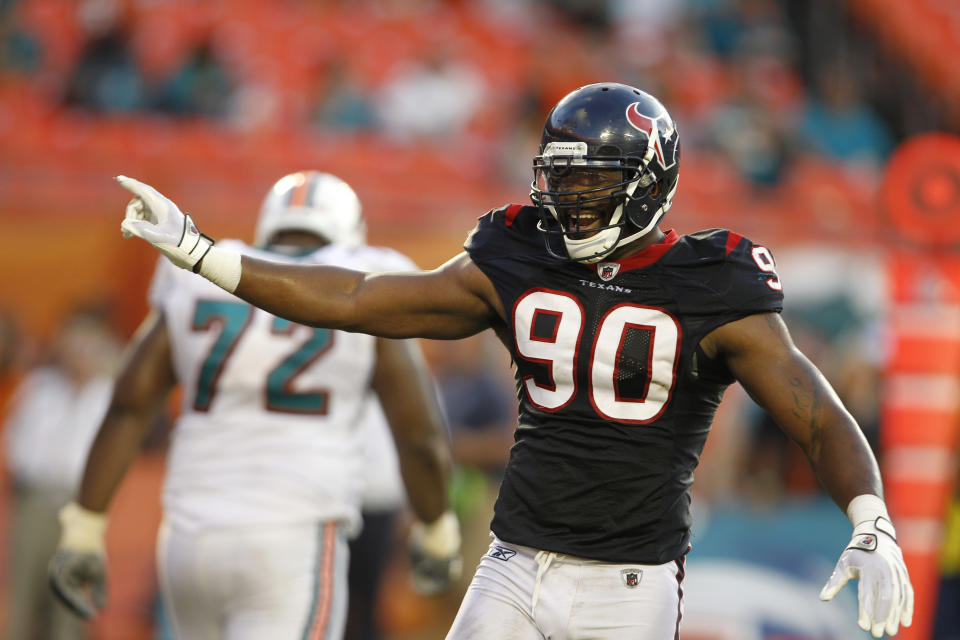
[156,520,349,640]
[447,535,685,640]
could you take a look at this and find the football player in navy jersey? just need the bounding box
[116,82,912,639]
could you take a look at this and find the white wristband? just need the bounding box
[198,245,242,293]
[846,494,890,527]
[412,511,461,557]
[58,502,107,554]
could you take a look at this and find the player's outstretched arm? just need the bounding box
[233,252,497,339]
[372,336,462,594]
[116,176,501,340]
[49,310,177,619]
[703,312,913,638]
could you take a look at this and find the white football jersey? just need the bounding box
[148,239,417,534]
[354,395,407,512]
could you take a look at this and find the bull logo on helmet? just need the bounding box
[625,102,677,170]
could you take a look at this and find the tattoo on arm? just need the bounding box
[788,374,823,462]
[761,314,825,460]
[764,314,791,349]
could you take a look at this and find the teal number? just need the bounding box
[191,302,334,414]
[267,318,333,414]
[192,300,253,411]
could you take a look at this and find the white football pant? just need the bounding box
[156,520,349,640]
[447,535,685,640]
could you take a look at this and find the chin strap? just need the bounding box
[573,212,666,263]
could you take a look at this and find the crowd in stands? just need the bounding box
[3,0,954,188]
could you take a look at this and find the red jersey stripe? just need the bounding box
[725,231,743,256]
[307,522,337,639]
[505,204,523,226]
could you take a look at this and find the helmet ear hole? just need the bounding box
[595,144,622,157]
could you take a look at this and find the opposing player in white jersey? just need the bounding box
[48,171,461,640]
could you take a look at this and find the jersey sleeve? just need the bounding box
[464,207,506,262]
[665,229,784,334]
[719,231,785,314]
[463,204,542,264]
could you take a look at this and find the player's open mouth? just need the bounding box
[565,210,606,237]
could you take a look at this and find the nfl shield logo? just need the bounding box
[620,568,642,588]
[853,534,877,551]
[598,262,620,282]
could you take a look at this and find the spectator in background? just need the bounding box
[606,0,684,58]
[374,46,486,141]
[4,304,121,640]
[0,2,42,77]
[62,0,145,113]
[695,0,790,61]
[700,8,801,189]
[311,58,376,134]
[549,0,610,38]
[706,96,794,188]
[153,37,235,118]
[799,63,894,168]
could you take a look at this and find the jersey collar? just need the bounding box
[593,229,680,274]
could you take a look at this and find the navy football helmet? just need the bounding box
[530,83,681,262]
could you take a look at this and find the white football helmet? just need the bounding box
[254,171,366,249]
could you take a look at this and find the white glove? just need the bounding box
[116,175,213,271]
[820,495,914,638]
[409,511,463,595]
[48,502,108,619]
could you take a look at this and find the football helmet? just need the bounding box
[531,82,680,262]
[254,171,366,249]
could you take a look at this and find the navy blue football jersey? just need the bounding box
[464,204,784,564]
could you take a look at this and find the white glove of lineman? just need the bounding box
[409,511,463,595]
[117,175,213,271]
[48,502,108,619]
[820,495,914,638]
